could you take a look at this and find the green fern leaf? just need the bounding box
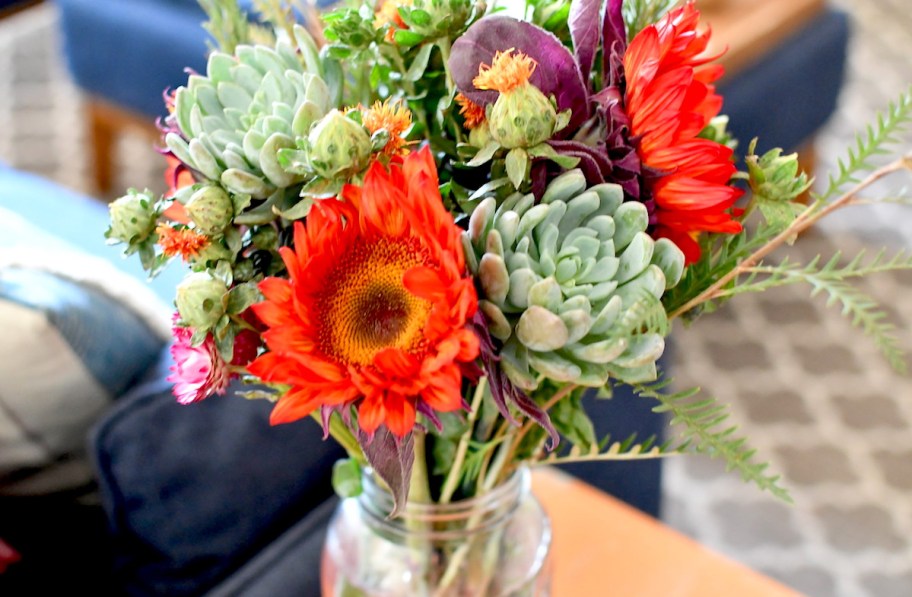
[634,381,793,503]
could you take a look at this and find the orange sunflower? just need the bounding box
[623,2,742,262]
[246,146,480,437]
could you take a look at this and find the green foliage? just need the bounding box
[726,250,912,373]
[818,85,912,202]
[635,381,793,503]
[622,0,675,39]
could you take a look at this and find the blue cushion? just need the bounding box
[719,8,850,152]
[92,367,346,596]
[0,165,186,304]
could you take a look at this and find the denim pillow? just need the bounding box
[0,267,168,495]
[91,373,345,596]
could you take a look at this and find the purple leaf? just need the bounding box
[470,311,560,450]
[569,0,604,84]
[602,0,626,80]
[449,15,590,133]
[358,428,414,517]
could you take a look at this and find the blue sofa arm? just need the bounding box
[719,8,850,153]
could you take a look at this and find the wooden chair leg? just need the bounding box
[88,101,116,195]
[797,140,817,204]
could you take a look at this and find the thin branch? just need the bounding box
[669,158,908,320]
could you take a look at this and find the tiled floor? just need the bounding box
[1,3,911,596]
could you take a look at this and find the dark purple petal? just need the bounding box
[569,0,604,84]
[357,428,414,517]
[602,0,627,56]
[470,311,560,450]
[449,15,590,132]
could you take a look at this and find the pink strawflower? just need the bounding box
[168,320,232,405]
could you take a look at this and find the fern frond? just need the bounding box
[716,250,912,372]
[634,381,793,503]
[538,431,683,465]
[818,85,912,202]
[610,286,670,340]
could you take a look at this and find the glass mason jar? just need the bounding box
[321,467,552,596]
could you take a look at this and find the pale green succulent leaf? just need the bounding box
[541,169,585,204]
[612,201,650,250]
[517,306,568,351]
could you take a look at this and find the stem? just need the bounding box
[309,411,365,464]
[439,377,488,504]
[669,158,907,320]
[410,430,432,504]
[494,383,578,485]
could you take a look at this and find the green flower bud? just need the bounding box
[175,272,228,332]
[107,189,156,244]
[188,241,234,269]
[488,85,557,149]
[468,122,493,148]
[186,185,234,236]
[307,109,372,179]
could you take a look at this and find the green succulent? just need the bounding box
[463,169,686,390]
[165,26,332,199]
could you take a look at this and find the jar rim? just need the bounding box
[359,466,531,536]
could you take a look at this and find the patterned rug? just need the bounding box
[1,3,911,596]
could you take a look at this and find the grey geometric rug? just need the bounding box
[2,3,911,596]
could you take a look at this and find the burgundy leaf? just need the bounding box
[569,0,604,84]
[358,428,414,517]
[602,0,627,83]
[449,15,590,132]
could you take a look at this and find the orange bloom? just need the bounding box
[624,2,742,262]
[247,147,480,437]
[156,224,209,260]
[455,93,486,130]
[362,98,413,156]
[472,49,537,94]
[163,155,193,223]
[375,0,411,43]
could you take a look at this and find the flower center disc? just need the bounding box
[319,236,433,366]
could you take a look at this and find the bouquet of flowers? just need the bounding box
[106,0,911,593]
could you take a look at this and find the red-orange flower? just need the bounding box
[247,146,480,437]
[624,2,742,262]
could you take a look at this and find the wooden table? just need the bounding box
[532,468,801,597]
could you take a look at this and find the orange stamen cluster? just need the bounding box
[472,48,536,94]
[156,223,209,261]
[455,93,487,129]
[319,236,432,366]
[362,99,413,156]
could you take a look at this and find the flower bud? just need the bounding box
[488,85,557,149]
[186,185,234,236]
[468,122,493,149]
[188,240,234,269]
[175,272,228,332]
[307,109,372,179]
[107,189,156,244]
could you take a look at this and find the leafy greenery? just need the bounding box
[622,0,674,38]
[728,251,912,373]
[818,85,912,202]
[635,381,793,503]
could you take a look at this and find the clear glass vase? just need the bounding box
[321,467,552,596]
